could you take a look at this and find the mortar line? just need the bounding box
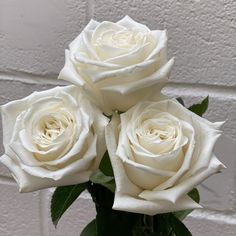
[0,71,235,97]
[0,71,67,86]
[189,209,236,225]
[164,83,236,99]
[168,82,236,94]
[78,193,236,224]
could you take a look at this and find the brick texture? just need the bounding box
[0,0,236,235]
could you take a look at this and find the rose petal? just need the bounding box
[104,42,153,66]
[19,135,97,180]
[58,50,85,86]
[69,19,99,52]
[0,153,92,193]
[100,58,174,94]
[105,114,141,195]
[117,15,150,32]
[139,155,225,203]
[113,192,202,215]
[90,58,156,83]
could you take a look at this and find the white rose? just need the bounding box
[106,99,225,215]
[58,16,174,114]
[0,86,108,192]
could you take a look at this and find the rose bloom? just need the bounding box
[58,16,174,114]
[106,99,225,215]
[0,86,108,192]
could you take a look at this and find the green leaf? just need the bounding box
[168,214,192,236]
[90,170,116,192]
[176,97,185,106]
[51,184,86,227]
[174,188,200,221]
[188,96,209,116]
[99,151,114,176]
[188,188,200,203]
[80,219,97,236]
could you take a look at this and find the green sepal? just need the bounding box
[188,96,209,116]
[51,183,86,227]
[99,151,114,177]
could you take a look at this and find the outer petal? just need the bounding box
[146,30,167,61]
[100,84,164,112]
[100,58,174,94]
[139,155,225,203]
[58,50,85,86]
[69,19,99,52]
[7,134,97,180]
[91,59,157,83]
[113,192,202,215]
[105,114,141,195]
[0,85,108,192]
[117,15,150,32]
[0,153,92,193]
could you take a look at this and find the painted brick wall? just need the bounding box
[0,0,235,235]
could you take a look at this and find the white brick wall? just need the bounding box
[0,0,235,235]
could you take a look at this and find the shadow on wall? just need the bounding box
[199,135,236,211]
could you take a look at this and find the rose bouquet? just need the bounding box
[0,16,225,236]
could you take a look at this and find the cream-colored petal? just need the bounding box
[186,118,222,175]
[139,155,225,202]
[20,136,97,180]
[105,114,141,195]
[113,192,202,215]
[131,145,185,172]
[146,30,167,60]
[123,159,174,189]
[104,42,153,66]
[74,53,121,69]
[100,58,174,94]
[58,50,85,86]
[69,19,99,52]
[0,154,92,192]
[117,15,150,32]
[91,58,156,83]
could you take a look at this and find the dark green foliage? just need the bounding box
[51,184,86,227]
[99,151,114,177]
[80,219,97,236]
[188,96,209,116]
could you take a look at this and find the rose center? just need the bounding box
[97,29,144,50]
[33,110,75,146]
[143,122,176,142]
[42,118,67,140]
[111,30,134,47]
